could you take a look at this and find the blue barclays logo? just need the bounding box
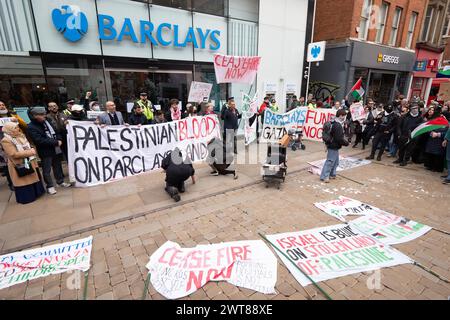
[50,5,221,50]
[52,5,88,42]
[311,45,321,59]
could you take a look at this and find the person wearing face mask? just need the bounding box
[0,101,27,132]
[393,103,424,166]
[89,101,102,112]
[67,104,90,122]
[366,104,398,161]
[320,109,349,183]
[46,102,69,160]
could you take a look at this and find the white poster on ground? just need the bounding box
[350,210,432,245]
[266,224,412,286]
[146,240,277,300]
[0,236,93,290]
[308,157,371,176]
[67,115,221,187]
[314,196,380,222]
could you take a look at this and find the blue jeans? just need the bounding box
[320,148,339,180]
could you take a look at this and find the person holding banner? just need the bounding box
[134,92,154,122]
[129,105,150,125]
[1,121,45,204]
[67,104,90,122]
[96,101,126,126]
[161,148,196,202]
[165,99,183,122]
[223,100,241,154]
[320,109,349,183]
[220,97,234,120]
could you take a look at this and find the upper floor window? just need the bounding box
[375,2,389,43]
[406,12,418,48]
[389,7,402,46]
[421,6,434,41]
[358,0,373,40]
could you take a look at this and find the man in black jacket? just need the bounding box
[222,100,242,154]
[366,104,398,161]
[393,103,423,166]
[161,148,196,202]
[320,109,349,182]
[27,107,71,195]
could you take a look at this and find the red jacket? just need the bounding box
[259,102,269,114]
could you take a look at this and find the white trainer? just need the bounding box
[47,187,57,195]
[58,182,72,188]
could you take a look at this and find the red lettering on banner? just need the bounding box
[214,55,222,66]
[168,249,182,266]
[186,270,203,291]
[158,247,176,264]
[178,119,187,141]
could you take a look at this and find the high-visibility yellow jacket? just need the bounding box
[135,99,154,120]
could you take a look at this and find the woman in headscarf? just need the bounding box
[1,121,45,204]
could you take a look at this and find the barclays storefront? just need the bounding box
[0,0,259,114]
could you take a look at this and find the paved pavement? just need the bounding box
[0,141,449,300]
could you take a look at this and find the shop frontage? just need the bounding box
[310,40,416,105]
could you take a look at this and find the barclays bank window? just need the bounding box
[148,0,227,16]
[149,0,193,11]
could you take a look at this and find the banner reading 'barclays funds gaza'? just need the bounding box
[67,115,221,187]
[261,107,336,143]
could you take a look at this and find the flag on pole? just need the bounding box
[350,78,365,100]
[411,116,449,139]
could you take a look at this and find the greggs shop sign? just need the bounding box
[51,4,221,50]
[377,53,399,65]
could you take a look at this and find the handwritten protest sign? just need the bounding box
[350,211,432,245]
[188,81,213,103]
[308,156,371,175]
[67,115,221,187]
[266,224,412,286]
[86,111,103,120]
[261,107,336,143]
[0,236,92,290]
[146,240,277,299]
[314,196,380,222]
[350,102,366,121]
[214,54,261,84]
[0,117,14,127]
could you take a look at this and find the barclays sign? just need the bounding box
[51,4,221,50]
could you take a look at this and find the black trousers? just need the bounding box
[424,153,445,172]
[397,136,418,163]
[41,154,64,189]
[353,132,363,146]
[370,132,390,157]
[209,163,235,175]
[362,125,374,146]
[165,181,185,196]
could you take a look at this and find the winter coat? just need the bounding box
[374,111,398,135]
[425,127,447,156]
[129,113,149,125]
[0,138,41,187]
[327,121,349,150]
[445,128,450,161]
[161,150,195,186]
[397,113,423,138]
[27,120,61,158]
[223,108,242,131]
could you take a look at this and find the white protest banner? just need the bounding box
[266,224,412,286]
[188,81,213,103]
[308,156,371,176]
[260,107,308,143]
[214,54,261,84]
[146,240,277,300]
[0,236,92,290]
[242,93,258,146]
[302,108,336,142]
[350,211,432,245]
[67,115,221,187]
[0,117,14,127]
[350,102,366,121]
[314,196,380,222]
[86,111,103,120]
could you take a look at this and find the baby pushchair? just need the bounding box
[261,142,287,189]
[287,128,306,151]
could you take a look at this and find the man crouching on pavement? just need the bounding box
[161,148,196,202]
[206,137,238,179]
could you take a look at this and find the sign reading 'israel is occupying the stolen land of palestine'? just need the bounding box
[67,115,221,187]
[350,210,432,245]
[266,224,412,286]
[146,240,278,300]
[0,236,93,290]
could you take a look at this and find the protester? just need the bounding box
[222,100,241,154]
[351,119,363,148]
[320,109,349,183]
[361,104,375,149]
[165,99,183,122]
[154,111,166,124]
[89,100,102,111]
[220,97,234,120]
[184,104,198,117]
[96,101,126,126]
[366,104,398,161]
[299,96,306,106]
[0,101,27,131]
[332,101,342,110]
[424,108,446,172]
[442,101,450,121]
[203,102,215,115]
[393,103,423,166]
[1,122,45,204]
[161,148,195,202]
[288,95,301,111]
[27,107,71,195]
[80,91,93,112]
[129,105,149,125]
[134,92,154,122]
[206,138,238,179]
[424,106,435,121]
[46,102,69,160]
[63,99,75,117]
[269,98,279,112]
[258,96,270,124]
[442,129,450,184]
[67,104,90,121]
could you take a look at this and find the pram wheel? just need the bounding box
[301,144,306,150]
[291,145,297,151]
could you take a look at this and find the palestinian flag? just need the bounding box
[350,78,365,100]
[411,116,449,139]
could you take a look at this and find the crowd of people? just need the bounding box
[1,90,449,205]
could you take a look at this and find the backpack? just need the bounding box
[322,121,334,144]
